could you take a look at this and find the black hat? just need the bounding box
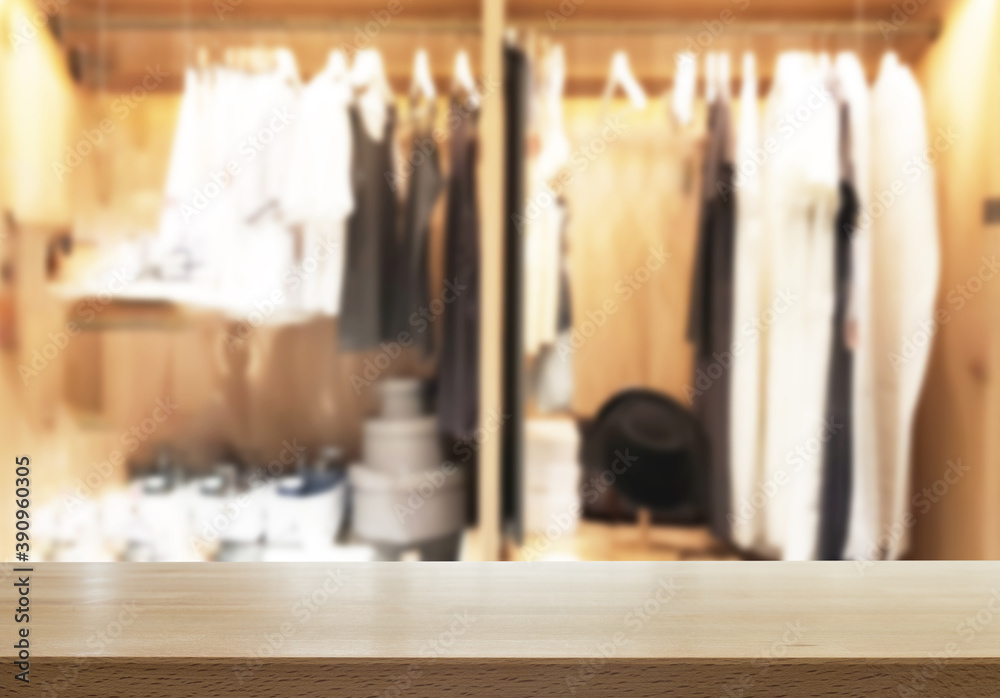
[582,389,710,524]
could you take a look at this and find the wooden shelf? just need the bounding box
[5,561,999,694]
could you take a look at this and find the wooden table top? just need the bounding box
[5,561,1000,661]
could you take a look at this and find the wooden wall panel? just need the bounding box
[910,0,1000,559]
[560,99,703,416]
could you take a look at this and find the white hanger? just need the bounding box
[672,52,697,126]
[411,49,436,100]
[351,49,394,102]
[452,50,480,107]
[602,51,647,110]
[537,45,570,180]
[705,52,718,104]
[325,49,348,79]
[718,52,731,101]
[274,47,301,86]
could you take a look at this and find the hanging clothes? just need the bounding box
[386,98,444,352]
[686,59,736,542]
[527,46,574,412]
[757,53,839,560]
[338,103,399,352]
[235,57,300,311]
[438,96,481,440]
[844,52,939,561]
[532,195,574,412]
[728,52,767,551]
[283,56,355,317]
[816,52,869,560]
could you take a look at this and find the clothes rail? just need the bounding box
[509,19,939,39]
[55,17,482,34]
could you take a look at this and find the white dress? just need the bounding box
[845,53,940,561]
[728,52,767,551]
[282,62,354,316]
[758,53,839,560]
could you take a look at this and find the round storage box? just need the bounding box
[378,378,427,419]
[363,416,442,475]
[349,462,466,545]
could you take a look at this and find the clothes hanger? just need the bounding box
[452,50,480,108]
[705,52,718,105]
[672,52,697,125]
[537,44,570,181]
[718,52,731,101]
[602,51,647,110]
[325,49,348,79]
[410,49,436,102]
[274,47,301,86]
[351,49,394,101]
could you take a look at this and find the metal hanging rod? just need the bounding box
[55,16,482,34]
[509,19,939,39]
[55,17,938,39]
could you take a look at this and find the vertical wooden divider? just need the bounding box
[478,0,505,561]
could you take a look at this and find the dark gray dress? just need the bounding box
[687,97,735,543]
[387,103,444,354]
[338,105,398,352]
[438,98,480,440]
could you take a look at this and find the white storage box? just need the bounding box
[349,462,466,545]
[525,418,580,467]
[264,475,348,549]
[524,490,582,536]
[363,416,442,475]
[378,378,426,419]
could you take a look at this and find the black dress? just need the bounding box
[818,101,858,560]
[686,97,736,542]
[438,97,480,440]
[338,104,398,352]
[387,102,444,354]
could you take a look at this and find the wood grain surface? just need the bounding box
[2,562,999,695]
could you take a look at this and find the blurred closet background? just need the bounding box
[0,0,996,563]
